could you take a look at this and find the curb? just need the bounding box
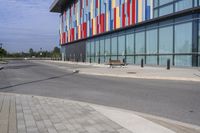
[78,71,200,82]
[33,60,200,82]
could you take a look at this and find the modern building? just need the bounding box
[50,0,200,67]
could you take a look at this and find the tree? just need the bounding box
[52,47,61,59]
[0,48,7,58]
[29,48,34,57]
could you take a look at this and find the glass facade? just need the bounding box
[154,0,199,18]
[85,14,200,67]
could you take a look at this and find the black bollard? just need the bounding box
[167,59,170,70]
[98,58,100,64]
[141,59,144,68]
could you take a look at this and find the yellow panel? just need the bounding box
[112,0,115,8]
[138,0,143,22]
[106,13,109,31]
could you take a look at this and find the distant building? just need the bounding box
[50,0,200,67]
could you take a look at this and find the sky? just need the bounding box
[0,0,59,53]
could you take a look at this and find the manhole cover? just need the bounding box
[127,72,137,74]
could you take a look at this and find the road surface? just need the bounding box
[0,60,200,126]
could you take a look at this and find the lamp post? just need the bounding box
[40,48,43,59]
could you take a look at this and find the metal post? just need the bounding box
[167,59,170,70]
[141,59,144,68]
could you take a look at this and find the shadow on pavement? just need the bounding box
[0,72,77,91]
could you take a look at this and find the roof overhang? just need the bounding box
[50,0,74,13]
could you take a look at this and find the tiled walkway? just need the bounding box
[0,93,131,133]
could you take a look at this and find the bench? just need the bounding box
[107,60,126,67]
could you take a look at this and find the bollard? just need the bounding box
[90,58,91,63]
[123,58,126,65]
[167,59,170,70]
[141,59,144,68]
[98,58,100,64]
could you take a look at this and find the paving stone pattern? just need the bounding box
[0,93,132,133]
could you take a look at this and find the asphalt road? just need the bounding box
[0,60,200,126]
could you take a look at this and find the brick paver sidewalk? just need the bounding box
[0,93,131,133]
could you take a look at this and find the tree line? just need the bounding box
[0,47,61,59]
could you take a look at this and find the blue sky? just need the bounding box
[0,0,59,53]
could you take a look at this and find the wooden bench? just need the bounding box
[107,60,125,67]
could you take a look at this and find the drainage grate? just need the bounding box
[127,72,137,74]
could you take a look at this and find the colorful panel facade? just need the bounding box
[60,0,153,45]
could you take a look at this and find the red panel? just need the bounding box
[132,0,136,24]
[127,0,130,25]
[114,8,116,29]
[96,16,99,34]
[86,0,88,6]
[100,14,105,33]
[122,4,125,27]
[83,22,87,38]
[96,0,98,8]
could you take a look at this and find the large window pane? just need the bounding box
[146,56,157,65]
[86,41,91,57]
[100,39,104,56]
[118,35,125,56]
[175,22,192,53]
[95,40,100,63]
[111,36,118,55]
[135,31,145,54]
[175,0,193,12]
[159,55,173,66]
[91,40,95,56]
[159,4,173,16]
[136,56,145,64]
[126,33,134,55]
[159,26,173,54]
[105,37,110,55]
[146,29,158,54]
[175,55,192,67]
[159,0,173,6]
[126,56,134,64]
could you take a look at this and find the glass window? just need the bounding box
[175,55,192,67]
[100,39,104,56]
[146,29,158,54]
[100,56,105,63]
[175,0,193,12]
[159,26,173,54]
[111,36,118,55]
[154,0,159,7]
[118,35,125,56]
[91,40,95,56]
[159,4,173,16]
[95,39,100,63]
[95,40,100,56]
[105,37,110,55]
[159,55,173,66]
[135,31,145,54]
[159,0,173,6]
[175,22,192,53]
[126,56,134,64]
[86,41,91,57]
[154,9,159,18]
[146,56,157,65]
[126,33,134,55]
[135,56,145,64]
